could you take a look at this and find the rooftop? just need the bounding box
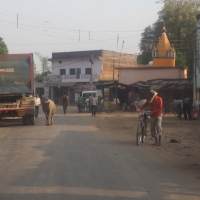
[130,78,192,90]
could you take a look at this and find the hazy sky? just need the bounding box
[0,0,163,72]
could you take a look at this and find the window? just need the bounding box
[168,49,173,58]
[60,69,66,75]
[85,68,91,74]
[69,68,75,75]
[152,50,157,58]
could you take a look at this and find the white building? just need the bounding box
[45,49,137,104]
[45,50,102,104]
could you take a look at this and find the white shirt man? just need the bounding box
[91,94,98,116]
[34,94,41,117]
[91,95,98,105]
[34,96,41,106]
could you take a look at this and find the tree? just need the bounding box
[35,52,51,76]
[176,51,187,67]
[0,37,8,54]
[138,26,159,64]
[139,0,200,77]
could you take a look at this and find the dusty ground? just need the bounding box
[93,110,200,186]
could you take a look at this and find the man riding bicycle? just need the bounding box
[138,90,163,146]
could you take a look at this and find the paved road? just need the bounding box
[0,106,199,200]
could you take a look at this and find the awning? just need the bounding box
[95,81,138,90]
[130,79,193,90]
[44,82,75,87]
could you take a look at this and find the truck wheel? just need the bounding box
[22,116,28,125]
[29,115,35,125]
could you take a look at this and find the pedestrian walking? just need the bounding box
[62,94,69,114]
[91,93,98,117]
[34,94,41,118]
[138,90,163,146]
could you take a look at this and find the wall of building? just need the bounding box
[99,63,118,81]
[119,67,187,85]
[98,50,137,81]
[52,57,102,83]
[152,57,175,67]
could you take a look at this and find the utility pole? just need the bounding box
[17,13,18,28]
[90,55,93,90]
[112,60,115,81]
[193,34,197,101]
[194,14,200,101]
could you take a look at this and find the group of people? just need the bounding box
[78,93,98,116]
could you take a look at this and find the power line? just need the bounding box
[0,8,143,34]
[0,8,144,56]
[0,19,140,42]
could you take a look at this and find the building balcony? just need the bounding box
[80,74,98,79]
[44,75,62,82]
[63,75,76,79]
[44,74,98,82]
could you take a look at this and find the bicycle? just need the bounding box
[191,102,200,119]
[172,102,182,118]
[136,111,151,146]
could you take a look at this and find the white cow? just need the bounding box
[42,98,56,126]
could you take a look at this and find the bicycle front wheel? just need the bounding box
[136,123,142,146]
[141,127,145,142]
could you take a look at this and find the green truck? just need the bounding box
[0,54,35,125]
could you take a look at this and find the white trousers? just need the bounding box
[150,116,162,138]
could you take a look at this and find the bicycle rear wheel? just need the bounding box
[136,123,142,146]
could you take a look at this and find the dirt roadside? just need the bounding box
[93,111,200,186]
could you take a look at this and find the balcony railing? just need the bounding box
[63,75,76,79]
[80,74,98,79]
[44,74,98,82]
[44,75,62,82]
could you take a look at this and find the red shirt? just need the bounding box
[139,96,163,118]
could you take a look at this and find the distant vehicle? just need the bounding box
[81,90,102,112]
[82,91,99,100]
[0,54,35,125]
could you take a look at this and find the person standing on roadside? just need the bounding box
[78,94,83,113]
[183,97,192,120]
[91,93,98,117]
[34,94,41,118]
[89,94,92,113]
[138,90,163,146]
[62,93,69,114]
